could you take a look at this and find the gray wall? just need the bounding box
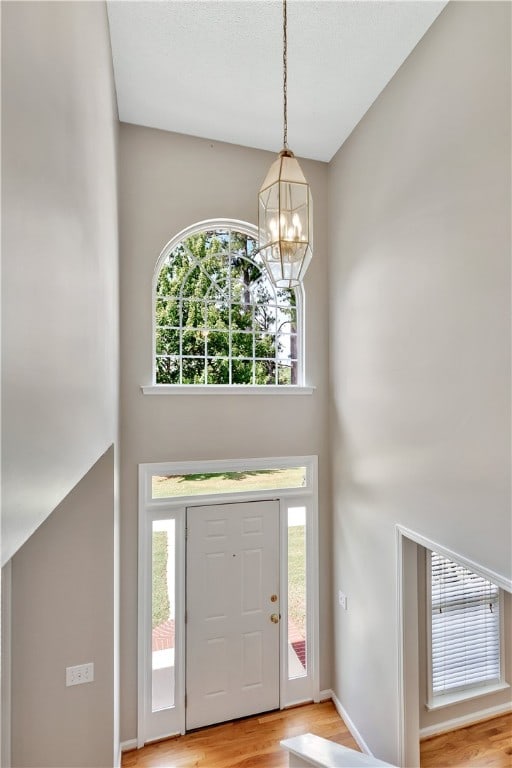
[1,0,119,565]
[118,124,330,741]
[11,448,116,768]
[328,1,510,764]
[1,2,120,765]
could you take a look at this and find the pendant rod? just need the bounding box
[283,0,288,150]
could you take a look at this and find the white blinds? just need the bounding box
[430,551,501,696]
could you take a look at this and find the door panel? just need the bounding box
[186,500,280,729]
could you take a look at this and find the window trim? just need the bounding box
[142,384,314,396]
[426,549,507,709]
[142,454,316,508]
[425,680,510,712]
[151,218,306,388]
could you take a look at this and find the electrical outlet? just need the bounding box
[66,662,94,687]
[338,590,347,610]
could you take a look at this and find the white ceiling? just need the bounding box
[107,0,447,162]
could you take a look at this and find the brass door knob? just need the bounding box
[270,613,279,624]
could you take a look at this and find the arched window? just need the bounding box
[153,220,303,386]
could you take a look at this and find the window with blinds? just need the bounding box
[428,551,502,699]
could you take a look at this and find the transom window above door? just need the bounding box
[153,220,303,386]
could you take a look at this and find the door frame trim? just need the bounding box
[138,455,319,747]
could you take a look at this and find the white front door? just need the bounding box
[186,500,280,730]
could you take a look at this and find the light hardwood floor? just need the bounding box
[122,701,359,768]
[122,705,512,768]
[420,712,512,768]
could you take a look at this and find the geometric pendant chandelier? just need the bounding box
[257,0,313,289]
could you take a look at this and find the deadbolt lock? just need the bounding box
[270,613,280,624]
[270,594,278,602]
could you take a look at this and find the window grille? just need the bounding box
[429,551,501,698]
[154,223,301,386]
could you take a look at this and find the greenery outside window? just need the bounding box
[153,221,302,386]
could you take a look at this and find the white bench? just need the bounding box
[280,733,397,768]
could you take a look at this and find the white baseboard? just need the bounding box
[120,739,138,753]
[330,690,374,757]
[420,701,512,740]
[319,688,333,702]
